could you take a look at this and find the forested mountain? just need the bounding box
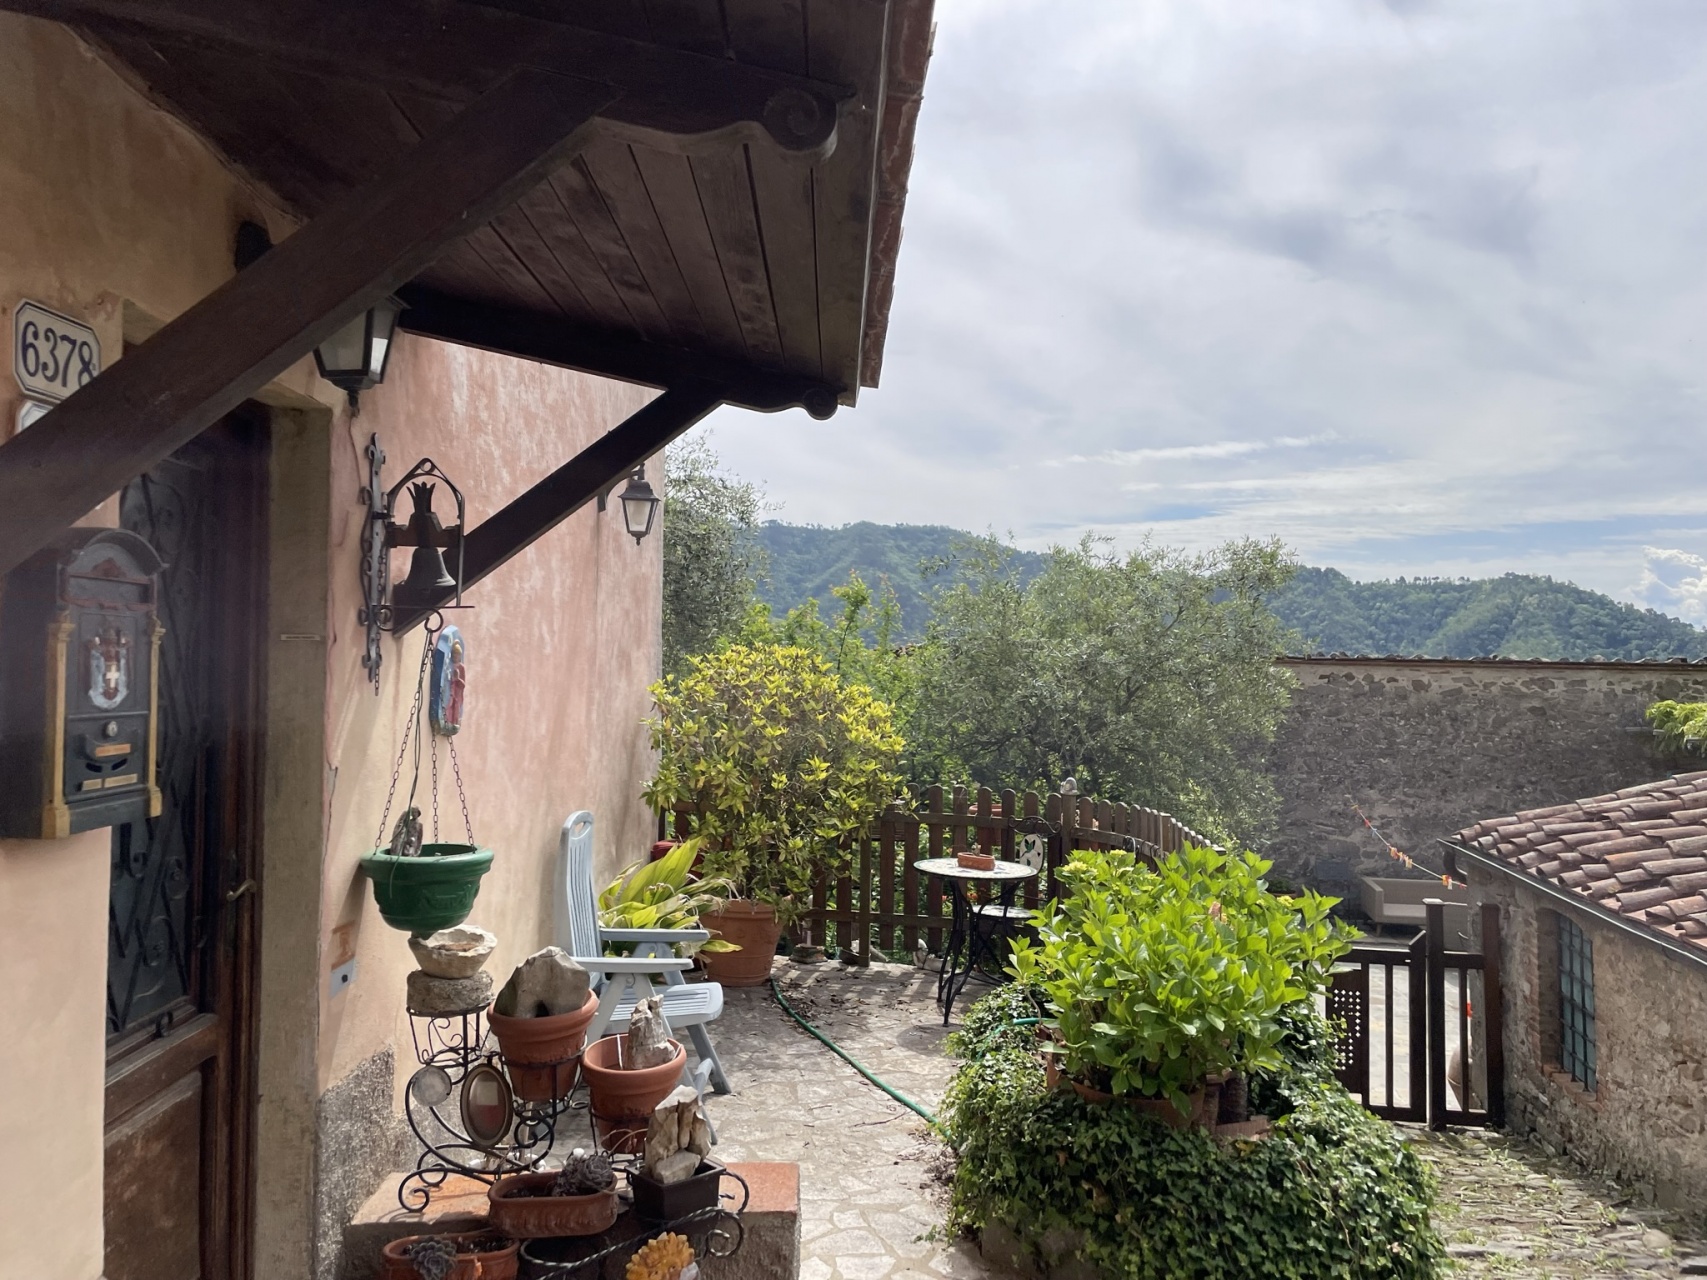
[1268,566,1707,660]
[756,521,1044,636]
[755,523,1707,660]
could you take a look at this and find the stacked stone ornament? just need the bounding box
[405,923,498,1015]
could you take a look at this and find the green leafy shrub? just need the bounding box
[1009,845,1354,1111]
[940,1027,1443,1280]
[1647,700,1707,756]
[642,643,904,924]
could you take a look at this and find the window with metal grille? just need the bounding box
[1557,914,1596,1090]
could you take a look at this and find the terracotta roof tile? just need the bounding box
[1577,834,1665,857]
[1451,770,1707,958]
[1646,857,1707,877]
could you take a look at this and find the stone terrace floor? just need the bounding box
[699,959,1706,1280]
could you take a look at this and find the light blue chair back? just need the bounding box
[555,809,600,960]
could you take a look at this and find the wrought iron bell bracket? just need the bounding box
[358,433,470,693]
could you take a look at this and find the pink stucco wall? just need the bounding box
[0,13,670,1274]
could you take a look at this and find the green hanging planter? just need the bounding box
[360,843,494,936]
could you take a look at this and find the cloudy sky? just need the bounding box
[700,0,1707,619]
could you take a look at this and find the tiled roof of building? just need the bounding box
[1453,771,1707,955]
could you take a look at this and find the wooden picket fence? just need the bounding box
[657,784,1213,963]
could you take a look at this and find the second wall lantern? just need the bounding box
[616,464,660,545]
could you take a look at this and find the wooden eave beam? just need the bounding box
[0,69,618,576]
[389,383,725,633]
[0,0,850,156]
[395,287,842,420]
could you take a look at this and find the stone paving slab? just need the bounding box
[699,958,984,1280]
[695,959,1706,1280]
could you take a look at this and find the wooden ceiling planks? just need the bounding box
[626,146,751,360]
[571,140,710,345]
[68,0,927,403]
[688,147,786,366]
[543,157,677,343]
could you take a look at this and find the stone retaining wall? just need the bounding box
[1267,657,1707,902]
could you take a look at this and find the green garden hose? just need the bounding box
[768,977,939,1126]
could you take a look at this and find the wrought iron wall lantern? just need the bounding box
[598,463,661,545]
[315,296,403,412]
[359,434,469,691]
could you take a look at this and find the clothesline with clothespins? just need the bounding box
[1348,797,1456,887]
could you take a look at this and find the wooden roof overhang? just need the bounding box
[0,0,933,600]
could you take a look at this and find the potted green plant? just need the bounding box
[642,643,903,987]
[1010,845,1352,1125]
[598,837,738,957]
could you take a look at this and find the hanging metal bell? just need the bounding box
[392,481,457,609]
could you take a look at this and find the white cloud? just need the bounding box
[705,0,1707,620]
[1633,548,1707,624]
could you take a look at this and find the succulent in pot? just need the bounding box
[487,1151,618,1239]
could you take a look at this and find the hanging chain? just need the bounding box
[373,624,438,851]
[447,736,475,846]
[430,735,441,842]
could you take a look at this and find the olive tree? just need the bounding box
[908,535,1299,847]
[660,437,766,673]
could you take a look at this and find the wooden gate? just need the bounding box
[1329,900,1504,1128]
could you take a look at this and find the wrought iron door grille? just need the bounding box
[1558,914,1596,1091]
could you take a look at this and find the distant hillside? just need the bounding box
[756,523,1707,660]
[1269,566,1707,661]
[756,522,1044,635]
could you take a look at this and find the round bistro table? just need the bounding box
[913,857,1038,1025]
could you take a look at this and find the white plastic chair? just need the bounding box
[554,811,731,1095]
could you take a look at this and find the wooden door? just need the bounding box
[103,410,268,1280]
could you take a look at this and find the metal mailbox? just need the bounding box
[0,528,164,838]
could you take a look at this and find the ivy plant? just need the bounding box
[1009,845,1354,1112]
[642,643,904,924]
[940,989,1444,1280]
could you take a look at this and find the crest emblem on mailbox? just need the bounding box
[86,627,131,710]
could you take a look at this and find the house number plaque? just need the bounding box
[12,300,101,404]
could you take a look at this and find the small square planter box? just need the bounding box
[629,1157,726,1223]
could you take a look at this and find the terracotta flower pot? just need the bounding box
[1052,1058,1221,1131]
[487,990,598,1102]
[380,1230,519,1280]
[579,1034,687,1153]
[699,899,782,987]
[486,1171,619,1240]
[957,851,995,872]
